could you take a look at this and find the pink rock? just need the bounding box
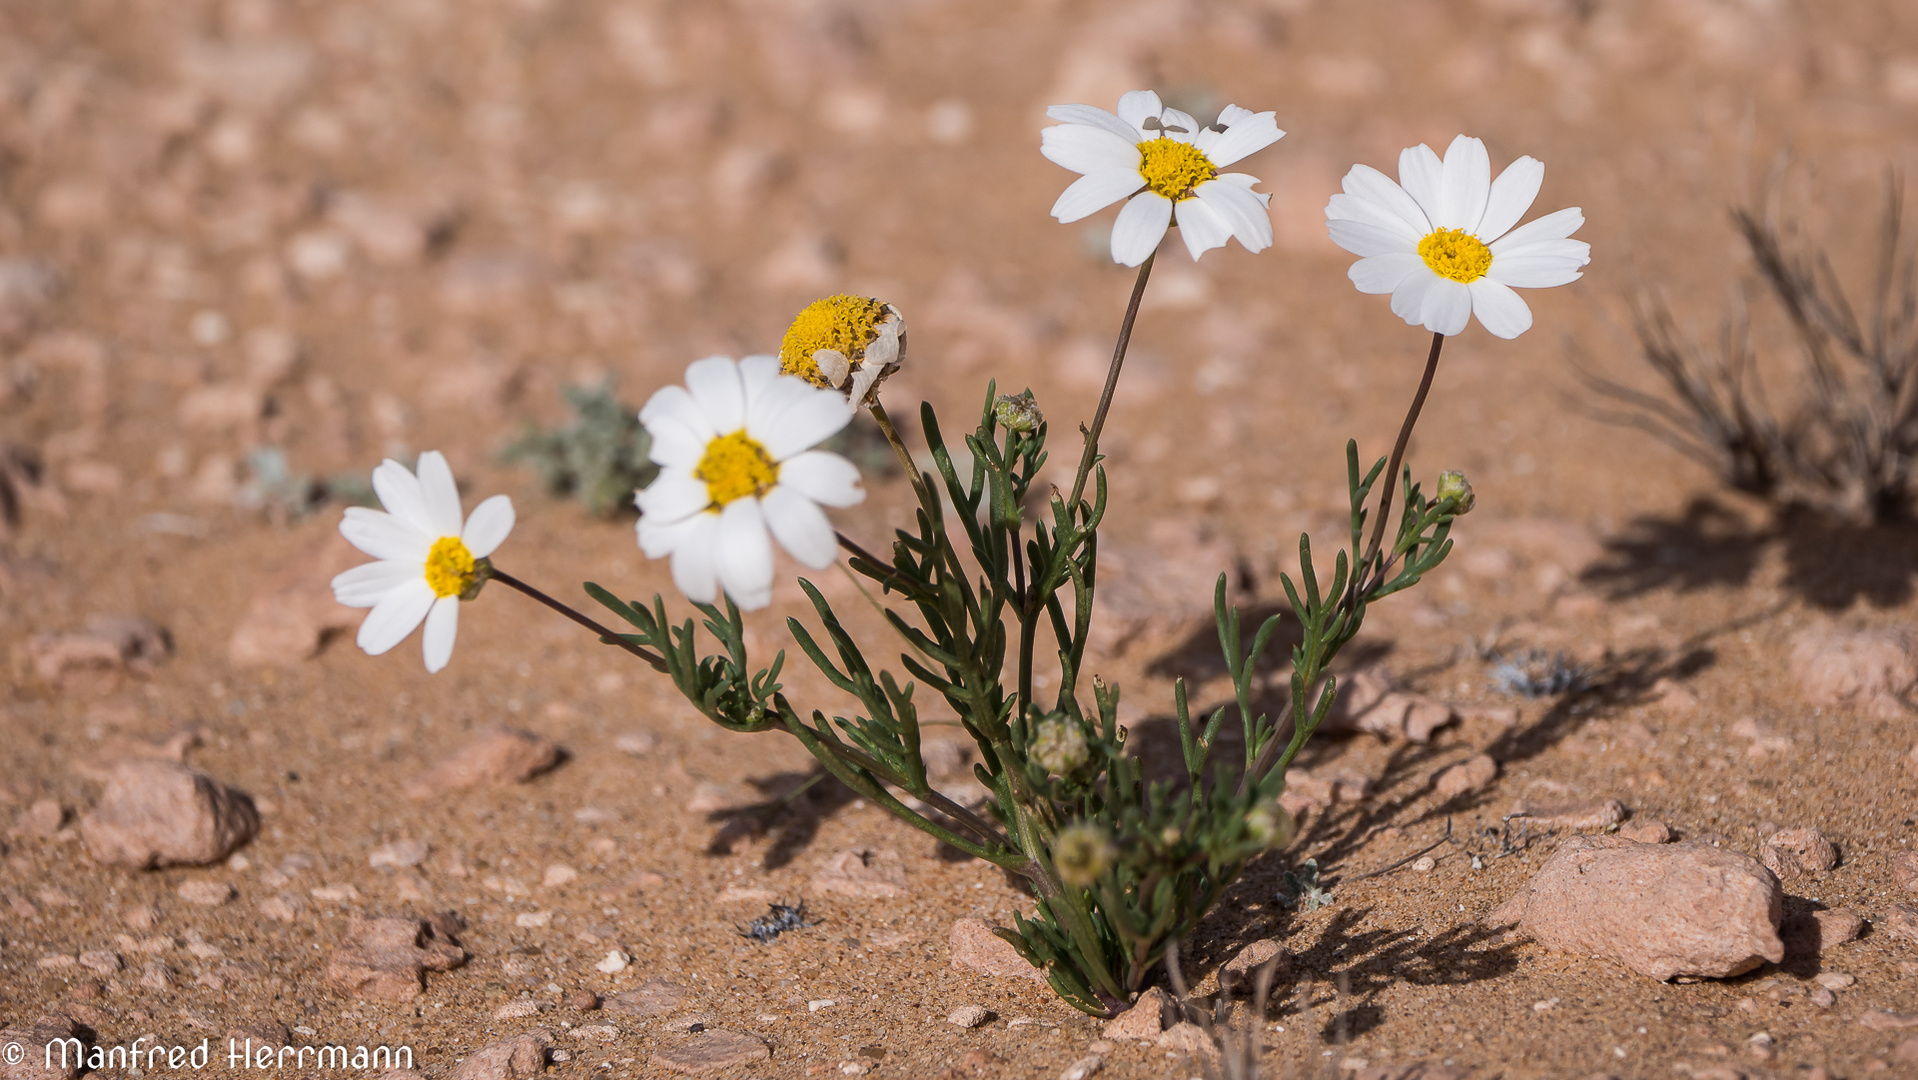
[949,917,1043,982]
[30,615,171,684]
[1280,768,1372,813]
[1219,939,1290,994]
[1432,755,1498,800]
[603,980,691,1017]
[403,728,562,799]
[446,1030,551,1080]
[177,880,235,906]
[79,760,259,868]
[1488,836,1783,980]
[1789,625,1918,717]
[1101,986,1175,1040]
[1510,796,1626,831]
[1861,1009,1918,1032]
[1760,827,1838,880]
[323,912,467,1001]
[13,798,66,836]
[1782,908,1864,956]
[227,529,362,666]
[650,1030,768,1075]
[1617,819,1672,844]
[0,1014,84,1080]
[809,848,907,898]
[1321,669,1456,743]
[1893,851,1918,892]
[1882,903,1918,945]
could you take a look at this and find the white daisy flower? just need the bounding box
[330,451,515,674]
[635,355,865,611]
[1042,89,1285,267]
[1325,134,1591,339]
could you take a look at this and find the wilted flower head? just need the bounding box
[1053,823,1116,887]
[993,390,1043,433]
[331,451,515,673]
[1042,89,1284,266]
[1325,135,1589,339]
[779,294,905,407]
[1436,470,1475,514]
[1030,715,1089,776]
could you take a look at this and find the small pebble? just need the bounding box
[1060,1055,1102,1080]
[594,951,630,974]
[947,1005,991,1028]
[177,880,235,906]
[369,839,431,868]
[1815,971,1855,990]
[809,999,837,1012]
[563,989,599,1011]
[492,999,544,1020]
[542,865,579,888]
[1810,987,1836,1008]
[1414,856,1437,872]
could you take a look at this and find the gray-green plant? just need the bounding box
[503,380,657,516]
[558,259,1469,1016]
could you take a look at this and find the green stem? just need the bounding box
[1360,331,1445,576]
[489,567,668,673]
[1066,253,1156,514]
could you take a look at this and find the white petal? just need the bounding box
[1489,207,1585,253]
[1051,168,1147,223]
[1325,192,1422,246]
[1201,109,1283,168]
[737,353,780,385]
[1174,196,1233,260]
[815,349,851,387]
[1390,269,1439,325]
[639,385,715,469]
[762,486,838,569]
[413,450,465,538]
[714,498,774,611]
[778,450,865,508]
[1420,278,1473,336]
[331,559,421,608]
[1328,218,1418,258]
[1435,135,1490,232]
[741,368,819,432]
[1193,179,1272,253]
[1339,163,1431,237]
[1040,124,1142,176]
[1158,106,1199,137]
[1486,253,1587,289]
[1045,103,1142,143]
[341,506,433,562]
[1468,278,1535,339]
[1348,251,1427,295]
[638,505,711,559]
[635,471,713,524]
[356,578,436,657]
[756,389,854,462]
[421,596,459,673]
[371,458,436,538]
[1477,156,1544,243]
[647,511,720,603]
[1397,143,1444,223]
[1492,236,1591,263]
[1110,192,1172,267]
[1116,90,1164,133]
[1215,103,1257,127]
[684,355,745,433]
[460,494,515,558]
[1216,173,1271,205]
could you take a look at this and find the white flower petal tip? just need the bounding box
[1326,135,1588,338]
[635,356,864,610]
[1043,89,1283,264]
[333,451,511,672]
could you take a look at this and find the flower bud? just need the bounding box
[1030,716,1088,776]
[1245,802,1297,850]
[993,390,1043,433]
[459,556,495,602]
[1436,470,1475,515]
[1053,823,1115,887]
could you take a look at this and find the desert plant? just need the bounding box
[502,379,656,516]
[327,105,1588,1015]
[1579,172,1918,521]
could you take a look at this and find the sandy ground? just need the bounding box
[6,0,1918,1077]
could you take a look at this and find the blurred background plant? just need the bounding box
[502,380,657,517]
[1578,171,1918,523]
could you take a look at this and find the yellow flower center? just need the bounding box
[1136,136,1216,201]
[697,431,779,507]
[780,294,888,386]
[1417,227,1493,283]
[424,536,476,599]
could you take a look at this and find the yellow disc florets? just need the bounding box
[780,294,889,387]
[1136,136,1217,201]
[1417,227,1493,283]
[697,431,779,507]
[424,536,477,599]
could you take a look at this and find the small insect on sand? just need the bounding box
[738,899,818,943]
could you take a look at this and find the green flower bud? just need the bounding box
[1053,824,1115,887]
[1436,470,1475,515]
[1030,716,1088,776]
[1245,802,1297,850]
[993,390,1043,433]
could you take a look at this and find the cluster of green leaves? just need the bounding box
[587,386,1466,1018]
[503,380,657,516]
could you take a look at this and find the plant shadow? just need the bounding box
[704,767,860,870]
